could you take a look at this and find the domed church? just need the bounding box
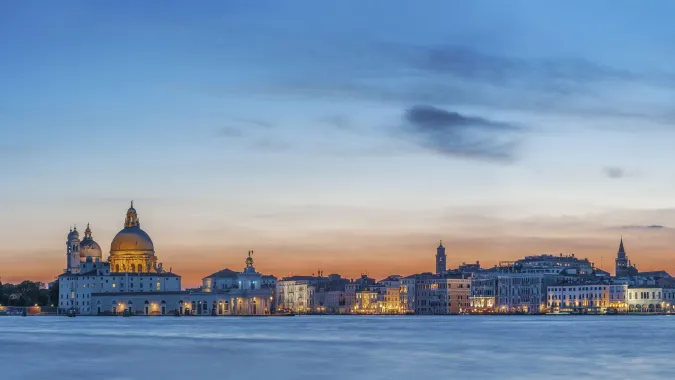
[65,224,103,274]
[108,201,159,273]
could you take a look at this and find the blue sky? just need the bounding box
[2,1,675,284]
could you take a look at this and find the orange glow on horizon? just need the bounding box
[3,237,675,288]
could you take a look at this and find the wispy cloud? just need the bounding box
[400,105,522,162]
[603,167,625,179]
[620,225,666,230]
[215,119,274,139]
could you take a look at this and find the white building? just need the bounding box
[547,283,613,313]
[625,287,675,313]
[276,277,316,313]
[91,251,274,316]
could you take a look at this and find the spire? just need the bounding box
[438,240,444,248]
[131,200,134,209]
[84,223,92,239]
[618,236,625,253]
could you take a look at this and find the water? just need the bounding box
[0,315,672,380]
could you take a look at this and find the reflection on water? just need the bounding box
[0,316,672,380]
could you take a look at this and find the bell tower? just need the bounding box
[66,226,81,273]
[436,240,446,274]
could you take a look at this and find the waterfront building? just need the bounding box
[201,252,276,293]
[400,275,417,313]
[625,287,675,313]
[383,287,401,314]
[378,275,402,314]
[91,251,274,315]
[415,275,471,314]
[495,273,549,313]
[469,273,497,312]
[354,289,380,314]
[547,282,612,313]
[275,276,316,313]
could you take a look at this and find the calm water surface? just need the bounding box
[0,315,672,380]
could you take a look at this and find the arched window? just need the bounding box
[138,264,143,273]
[131,264,136,272]
[116,264,120,272]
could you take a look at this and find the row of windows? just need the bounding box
[549,286,609,292]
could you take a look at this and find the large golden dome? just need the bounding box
[108,201,157,273]
[110,225,154,252]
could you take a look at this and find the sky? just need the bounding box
[2,1,675,287]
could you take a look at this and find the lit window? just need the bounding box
[112,283,116,288]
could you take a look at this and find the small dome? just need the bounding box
[79,224,102,262]
[80,239,102,257]
[68,228,80,240]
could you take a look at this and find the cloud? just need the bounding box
[413,44,639,90]
[215,119,274,139]
[603,167,625,179]
[400,105,522,162]
[620,225,666,230]
[320,115,352,130]
[216,127,244,138]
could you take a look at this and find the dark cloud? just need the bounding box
[603,167,625,179]
[401,105,522,162]
[620,225,665,230]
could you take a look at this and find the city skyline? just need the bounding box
[3,1,675,287]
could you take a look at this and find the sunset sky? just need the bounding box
[2,1,675,287]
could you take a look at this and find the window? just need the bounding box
[112,283,116,288]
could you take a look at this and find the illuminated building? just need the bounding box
[91,250,274,315]
[275,277,316,313]
[58,202,181,315]
[625,287,675,313]
[547,283,615,313]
